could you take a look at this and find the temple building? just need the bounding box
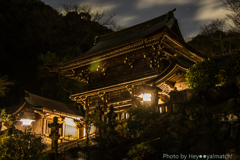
[46,9,206,118]
[2,91,85,141]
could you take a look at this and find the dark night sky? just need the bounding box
[41,0,229,39]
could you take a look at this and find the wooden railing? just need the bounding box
[42,133,96,154]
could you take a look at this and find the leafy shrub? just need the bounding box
[127,104,167,138]
[123,143,154,160]
[185,58,222,89]
[0,109,10,123]
[0,134,46,160]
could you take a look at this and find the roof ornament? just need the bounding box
[97,91,106,101]
[75,96,88,109]
[124,57,134,68]
[165,8,176,22]
[125,84,134,95]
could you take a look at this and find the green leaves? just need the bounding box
[123,143,154,160]
[0,75,14,97]
[127,105,167,138]
[0,109,10,122]
[186,52,240,89]
[0,134,46,160]
[185,59,222,89]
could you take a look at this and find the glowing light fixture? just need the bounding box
[65,118,76,126]
[21,119,35,126]
[139,93,151,101]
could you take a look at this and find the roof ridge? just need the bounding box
[24,90,75,108]
[96,9,176,42]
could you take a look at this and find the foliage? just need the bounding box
[74,105,169,160]
[61,4,125,31]
[0,0,113,107]
[185,51,240,89]
[127,104,167,138]
[123,143,154,160]
[222,52,240,80]
[0,109,10,122]
[115,121,128,137]
[37,52,87,104]
[187,1,240,57]
[0,76,14,98]
[223,0,240,30]
[185,58,222,89]
[0,134,46,160]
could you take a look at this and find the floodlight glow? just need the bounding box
[139,93,151,101]
[21,119,35,126]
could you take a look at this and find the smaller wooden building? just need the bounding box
[2,91,85,141]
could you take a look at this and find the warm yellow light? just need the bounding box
[71,117,81,120]
[139,93,151,101]
[159,107,162,113]
[20,119,35,126]
[65,118,76,126]
[158,98,164,104]
[84,128,86,137]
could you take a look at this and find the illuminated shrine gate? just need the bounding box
[46,9,206,117]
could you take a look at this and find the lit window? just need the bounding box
[65,118,76,126]
[165,106,168,113]
[139,93,151,101]
[125,113,128,119]
[159,107,162,113]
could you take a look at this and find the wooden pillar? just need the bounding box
[151,83,158,107]
[42,116,45,135]
[103,92,108,115]
[132,86,136,108]
[79,126,84,139]
[62,123,65,137]
[85,97,89,118]
[152,90,158,106]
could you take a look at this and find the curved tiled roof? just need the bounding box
[6,91,84,118]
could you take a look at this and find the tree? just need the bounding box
[223,0,240,30]
[0,0,115,106]
[200,19,226,35]
[185,58,222,89]
[123,143,154,160]
[62,4,125,32]
[187,18,239,57]
[0,76,14,98]
[0,134,46,160]
[187,1,240,57]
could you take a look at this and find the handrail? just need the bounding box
[42,132,96,154]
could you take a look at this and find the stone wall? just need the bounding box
[156,83,240,158]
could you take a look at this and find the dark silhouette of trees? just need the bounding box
[223,0,240,30]
[0,0,114,107]
[187,0,240,57]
